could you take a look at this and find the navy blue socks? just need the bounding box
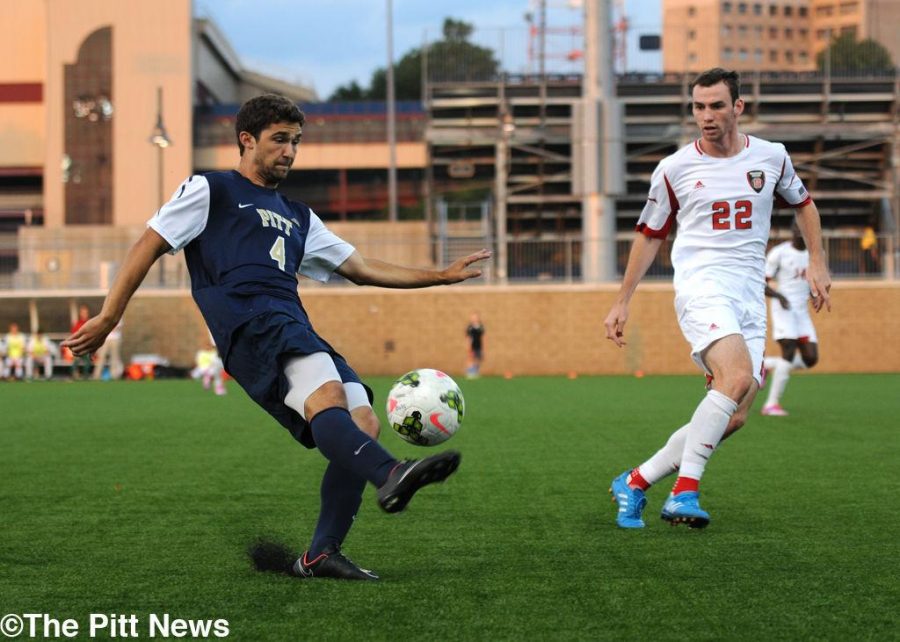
[309,407,397,488]
[309,462,366,557]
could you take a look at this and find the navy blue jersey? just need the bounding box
[149,170,355,360]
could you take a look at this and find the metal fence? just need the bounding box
[1,231,895,292]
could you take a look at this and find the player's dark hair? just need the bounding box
[235,94,305,155]
[690,68,741,104]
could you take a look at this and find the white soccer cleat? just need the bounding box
[761,403,789,416]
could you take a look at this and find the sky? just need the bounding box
[193,0,662,100]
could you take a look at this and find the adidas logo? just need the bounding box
[694,180,705,189]
[709,323,719,331]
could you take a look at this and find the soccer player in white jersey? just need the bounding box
[604,68,832,529]
[760,221,819,416]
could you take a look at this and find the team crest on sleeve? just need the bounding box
[746,170,765,193]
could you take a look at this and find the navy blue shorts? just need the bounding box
[224,312,370,449]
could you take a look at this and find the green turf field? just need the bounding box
[2,374,898,641]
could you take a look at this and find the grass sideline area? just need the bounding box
[2,374,897,640]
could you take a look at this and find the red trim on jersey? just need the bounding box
[775,194,812,209]
[798,336,811,345]
[744,134,750,148]
[694,139,703,156]
[774,156,811,209]
[636,173,679,239]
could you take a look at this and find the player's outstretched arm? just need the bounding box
[335,248,491,288]
[63,228,171,356]
[794,202,832,312]
[603,233,663,347]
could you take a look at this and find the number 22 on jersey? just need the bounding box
[711,200,753,230]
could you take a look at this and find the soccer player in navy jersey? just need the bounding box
[64,94,490,580]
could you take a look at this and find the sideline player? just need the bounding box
[761,221,819,416]
[4,322,27,380]
[603,68,831,529]
[64,94,490,579]
[465,312,485,378]
[26,328,57,380]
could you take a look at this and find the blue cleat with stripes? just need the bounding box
[609,471,647,529]
[661,491,710,529]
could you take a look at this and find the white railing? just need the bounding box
[0,232,896,292]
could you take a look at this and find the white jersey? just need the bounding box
[765,241,810,310]
[637,135,810,306]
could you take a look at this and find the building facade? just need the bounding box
[662,0,898,73]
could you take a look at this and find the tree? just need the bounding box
[816,33,894,74]
[328,80,367,101]
[328,17,498,101]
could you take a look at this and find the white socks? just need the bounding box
[679,390,738,481]
[765,357,792,407]
[638,424,690,485]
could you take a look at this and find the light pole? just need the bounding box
[149,86,171,209]
[149,86,171,285]
[386,0,398,222]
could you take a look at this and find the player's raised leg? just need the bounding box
[662,334,752,528]
[283,354,460,579]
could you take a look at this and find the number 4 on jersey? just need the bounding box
[269,236,286,271]
[711,200,753,230]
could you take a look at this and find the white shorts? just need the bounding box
[283,352,371,420]
[676,294,767,386]
[769,300,817,343]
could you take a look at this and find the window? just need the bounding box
[723,47,734,59]
[799,51,809,62]
[688,6,697,16]
[723,25,733,38]
[769,3,777,15]
[799,6,808,17]
[723,1,732,13]
[841,25,858,37]
[785,27,793,39]
[784,5,793,16]
[799,28,808,39]
[738,2,747,14]
[816,5,834,17]
[753,3,762,15]
[738,25,748,37]
[769,26,778,38]
[688,29,696,40]
[688,52,698,63]
[769,49,778,62]
[785,50,794,63]
[739,48,748,60]
[755,25,764,37]
[754,48,763,62]
[840,1,859,14]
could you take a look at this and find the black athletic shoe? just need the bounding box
[377,450,461,514]
[291,544,379,581]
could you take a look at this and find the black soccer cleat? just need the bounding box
[377,450,461,514]
[291,544,379,581]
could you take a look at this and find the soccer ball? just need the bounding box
[386,369,465,446]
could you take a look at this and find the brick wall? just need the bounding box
[111,281,899,375]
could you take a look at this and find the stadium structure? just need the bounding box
[0,0,897,375]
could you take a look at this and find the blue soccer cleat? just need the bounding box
[660,491,710,529]
[609,471,647,529]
